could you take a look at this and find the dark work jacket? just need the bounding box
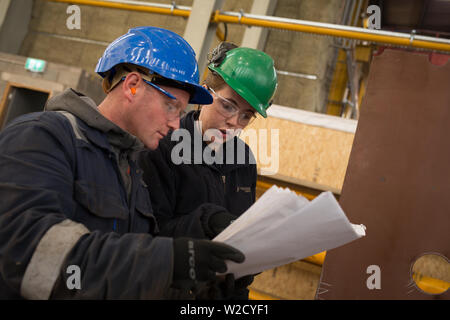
[139,110,257,240]
[0,89,173,299]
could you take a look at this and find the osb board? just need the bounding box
[249,261,322,300]
[243,116,355,193]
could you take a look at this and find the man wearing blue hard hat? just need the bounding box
[0,26,245,299]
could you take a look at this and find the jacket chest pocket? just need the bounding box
[236,186,251,193]
[133,179,158,234]
[74,179,128,231]
[234,185,253,203]
[225,183,254,216]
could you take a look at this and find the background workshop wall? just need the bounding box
[18,0,343,113]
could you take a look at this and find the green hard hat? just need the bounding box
[208,47,278,118]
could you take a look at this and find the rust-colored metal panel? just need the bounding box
[316,49,450,299]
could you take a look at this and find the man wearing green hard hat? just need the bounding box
[139,42,278,299]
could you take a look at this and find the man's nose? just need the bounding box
[168,117,180,131]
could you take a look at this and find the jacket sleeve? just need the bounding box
[139,145,227,239]
[0,116,173,299]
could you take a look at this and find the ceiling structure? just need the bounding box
[370,0,450,36]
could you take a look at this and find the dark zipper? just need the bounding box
[128,162,139,233]
[221,175,226,192]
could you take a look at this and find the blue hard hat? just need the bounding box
[95,26,212,105]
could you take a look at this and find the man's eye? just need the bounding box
[166,104,178,113]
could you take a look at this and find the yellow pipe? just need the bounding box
[47,1,450,52]
[47,0,191,17]
[326,49,348,116]
[216,26,225,42]
[212,12,450,53]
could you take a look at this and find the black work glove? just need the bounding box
[207,211,237,238]
[196,274,255,300]
[172,238,245,291]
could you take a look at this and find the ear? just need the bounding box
[122,72,141,102]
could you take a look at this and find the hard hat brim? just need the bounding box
[189,84,213,105]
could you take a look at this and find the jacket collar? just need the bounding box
[46,88,143,153]
[177,110,255,171]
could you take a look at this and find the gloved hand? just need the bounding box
[196,273,255,300]
[172,238,245,291]
[207,211,237,238]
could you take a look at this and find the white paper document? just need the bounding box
[214,186,366,279]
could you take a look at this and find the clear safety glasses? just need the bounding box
[142,79,186,120]
[123,76,186,121]
[208,87,257,127]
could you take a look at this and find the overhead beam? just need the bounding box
[241,0,277,50]
[183,0,225,79]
